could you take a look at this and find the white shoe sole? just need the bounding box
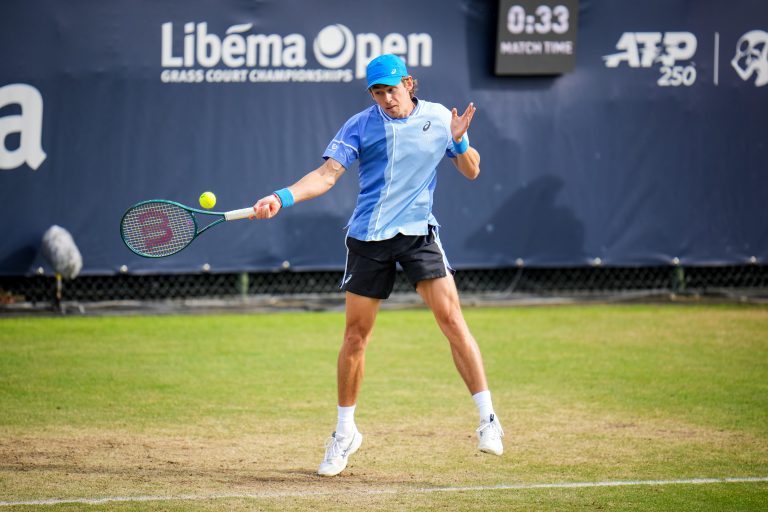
[478,444,503,456]
[317,432,363,477]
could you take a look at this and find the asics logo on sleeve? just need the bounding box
[422,121,431,131]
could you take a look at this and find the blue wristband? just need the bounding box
[273,188,294,208]
[453,136,469,155]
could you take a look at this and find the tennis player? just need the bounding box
[252,54,504,477]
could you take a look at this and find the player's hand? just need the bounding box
[450,102,476,142]
[251,194,281,219]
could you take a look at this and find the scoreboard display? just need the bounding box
[495,0,579,75]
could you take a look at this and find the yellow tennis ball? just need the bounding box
[199,191,216,209]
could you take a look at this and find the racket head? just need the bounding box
[120,200,199,257]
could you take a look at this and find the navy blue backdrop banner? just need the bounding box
[1,0,766,275]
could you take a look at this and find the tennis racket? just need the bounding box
[120,200,254,258]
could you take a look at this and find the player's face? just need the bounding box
[369,78,414,118]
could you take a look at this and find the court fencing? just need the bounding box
[1,265,767,310]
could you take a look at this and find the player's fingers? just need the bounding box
[451,107,458,118]
[252,202,264,219]
[459,104,475,130]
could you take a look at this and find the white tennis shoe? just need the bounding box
[317,430,363,477]
[476,414,504,455]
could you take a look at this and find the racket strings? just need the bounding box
[121,202,196,257]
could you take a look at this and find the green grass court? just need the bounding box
[1,304,767,510]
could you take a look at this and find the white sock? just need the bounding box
[472,390,495,422]
[335,405,357,438]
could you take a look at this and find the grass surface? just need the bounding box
[1,304,767,510]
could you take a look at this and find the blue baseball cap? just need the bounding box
[366,54,408,89]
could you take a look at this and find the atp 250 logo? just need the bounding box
[603,32,698,87]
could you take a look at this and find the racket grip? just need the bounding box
[224,207,255,221]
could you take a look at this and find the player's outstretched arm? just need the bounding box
[450,103,481,180]
[252,157,346,219]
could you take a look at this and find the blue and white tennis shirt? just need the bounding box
[323,98,466,241]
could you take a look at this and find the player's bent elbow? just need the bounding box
[321,173,337,190]
[319,158,345,188]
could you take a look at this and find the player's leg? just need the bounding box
[338,291,381,407]
[397,226,488,394]
[399,227,504,455]
[415,275,486,393]
[319,236,394,476]
[416,275,504,455]
[318,291,380,477]
[336,236,393,408]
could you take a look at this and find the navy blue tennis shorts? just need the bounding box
[340,225,455,299]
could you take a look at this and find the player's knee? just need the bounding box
[343,330,370,353]
[435,307,466,334]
